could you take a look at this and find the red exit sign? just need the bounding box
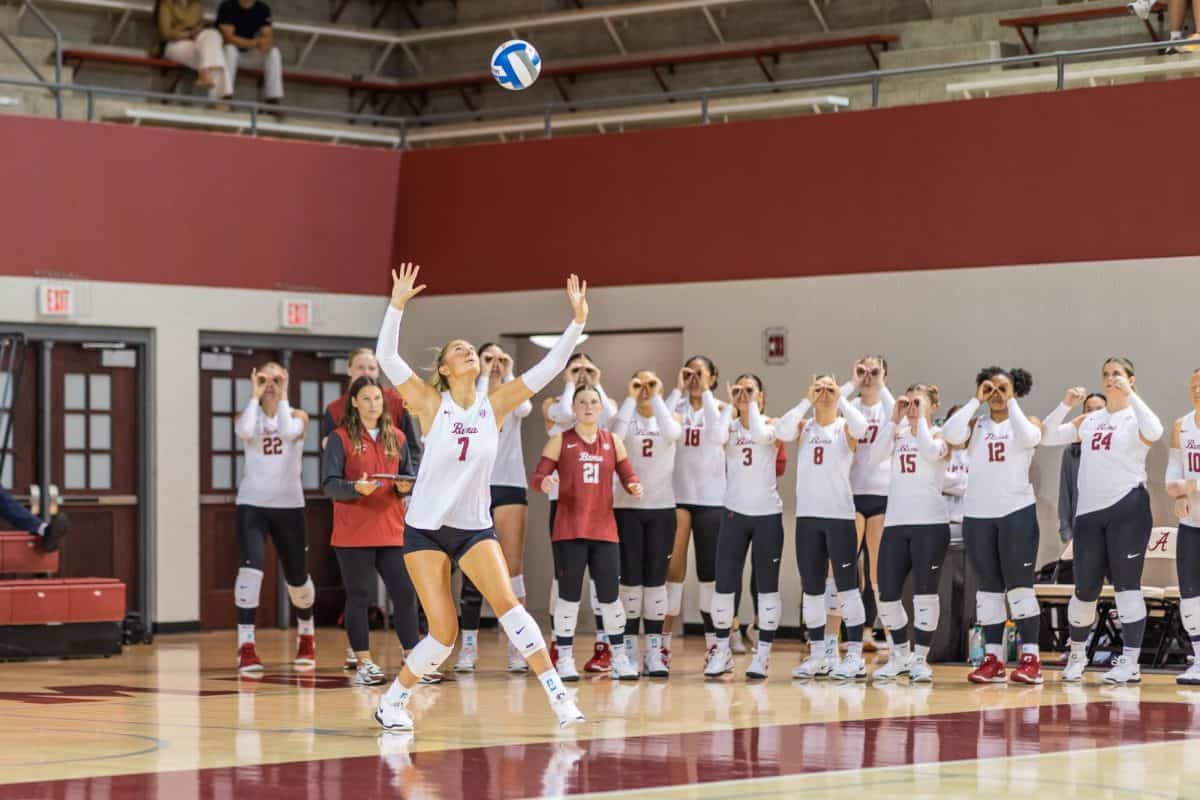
[38,284,75,317]
[281,298,313,330]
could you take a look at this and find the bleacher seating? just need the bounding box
[999,2,1166,54]
[0,530,125,660]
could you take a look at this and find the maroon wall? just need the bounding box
[0,116,402,295]
[395,77,1199,295]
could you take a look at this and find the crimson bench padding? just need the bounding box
[0,579,125,624]
[0,530,59,574]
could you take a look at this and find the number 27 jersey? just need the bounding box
[553,428,619,543]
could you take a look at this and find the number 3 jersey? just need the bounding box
[552,428,620,543]
[794,417,855,520]
[724,420,783,517]
[1077,406,1148,516]
[406,391,499,531]
[962,416,1036,519]
[236,402,305,509]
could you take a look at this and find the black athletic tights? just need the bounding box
[617,508,676,636]
[715,511,783,642]
[878,523,951,647]
[335,545,420,652]
[236,505,311,626]
[553,538,621,646]
[964,504,1040,648]
[681,505,722,633]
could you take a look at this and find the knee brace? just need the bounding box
[976,591,1007,626]
[838,589,866,627]
[698,581,715,615]
[511,574,526,599]
[500,605,547,657]
[286,576,315,610]
[1115,589,1147,625]
[406,635,453,679]
[802,593,827,630]
[553,599,581,640]
[912,594,939,633]
[600,600,627,638]
[1067,594,1097,629]
[758,592,781,631]
[1181,596,1200,636]
[643,585,668,622]
[1006,587,1040,620]
[878,599,909,632]
[621,584,643,620]
[711,591,735,630]
[824,577,840,614]
[235,567,264,609]
[666,581,684,617]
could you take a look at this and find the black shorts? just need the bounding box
[677,503,720,515]
[403,523,498,563]
[854,494,887,519]
[490,485,528,511]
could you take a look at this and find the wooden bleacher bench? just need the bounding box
[946,53,1200,99]
[999,2,1166,54]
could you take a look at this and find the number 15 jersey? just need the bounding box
[552,428,619,543]
[406,391,499,532]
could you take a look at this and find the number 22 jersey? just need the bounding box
[552,428,620,543]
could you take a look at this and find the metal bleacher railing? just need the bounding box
[0,0,1195,149]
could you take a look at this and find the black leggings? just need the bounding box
[679,505,722,583]
[716,511,783,642]
[617,508,676,636]
[335,546,420,652]
[879,523,950,647]
[795,517,860,594]
[1180,523,1200,598]
[553,538,621,646]
[1071,486,1153,647]
[965,504,1039,647]
[236,505,311,625]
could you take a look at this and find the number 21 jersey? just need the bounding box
[406,391,499,531]
[552,428,619,543]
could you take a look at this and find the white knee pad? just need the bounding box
[758,592,781,632]
[553,599,581,640]
[1181,596,1200,635]
[499,605,547,657]
[600,600,627,638]
[286,576,315,609]
[666,581,684,617]
[510,574,526,599]
[838,589,866,627]
[1067,594,1097,628]
[1115,589,1147,624]
[824,577,840,614]
[878,599,909,632]
[643,585,668,622]
[711,591,735,630]
[976,591,1007,626]
[621,584,643,620]
[802,593,827,630]
[1007,587,1040,620]
[698,581,715,614]
[406,635,453,679]
[912,594,939,633]
[235,567,264,609]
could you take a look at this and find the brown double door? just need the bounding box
[2,337,142,611]
[198,348,345,629]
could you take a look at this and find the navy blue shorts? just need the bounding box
[853,494,887,520]
[403,523,498,563]
[490,485,528,511]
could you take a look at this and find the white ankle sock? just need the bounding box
[1121,646,1141,664]
[755,640,772,658]
[1021,643,1039,657]
[384,678,410,706]
[846,641,863,659]
[238,625,255,646]
[894,641,911,660]
[913,644,930,661]
[538,669,569,704]
[662,633,672,650]
[297,618,314,636]
[463,630,478,649]
[985,643,1003,659]
[705,632,717,649]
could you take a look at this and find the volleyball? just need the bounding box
[491,39,542,91]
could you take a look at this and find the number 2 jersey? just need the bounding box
[236,400,305,509]
[613,412,677,511]
[1077,407,1148,516]
[552,428,620,542]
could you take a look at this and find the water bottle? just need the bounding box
[1004,620,1018,663]
[969,624,985,666]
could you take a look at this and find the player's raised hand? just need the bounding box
[389,262,426,310]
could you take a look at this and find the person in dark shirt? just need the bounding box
[216,0,283,102]
[0,486,68,552]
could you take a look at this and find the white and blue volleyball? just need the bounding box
[491,39,542,91]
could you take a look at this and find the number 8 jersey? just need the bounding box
[552,428,619,543]
[406,391,499,531]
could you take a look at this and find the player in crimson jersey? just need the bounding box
[534,384,643,681]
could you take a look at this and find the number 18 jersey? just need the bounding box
[553,428,619,543]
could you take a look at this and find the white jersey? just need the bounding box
[490,403,531,489]
[236,403,304,509]
[724,420,782,517]
[794,417,855,520]
[407,391,500,531]
[943,448,969,524]
[673,399,726,507]
[962,416,1036,519]
[1077,407,1148,516]
[884,422,950,527]
[613,413,676,510]
[1176,412,1200,527]
[850,398,891,496]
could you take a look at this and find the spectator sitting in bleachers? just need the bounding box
[0,485,68,552]
[156,0,228,102]
[1130,0,1200,51]
[216,0,283,104]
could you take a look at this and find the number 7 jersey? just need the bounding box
[406,391,499,531]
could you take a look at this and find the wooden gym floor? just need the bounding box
[1,628,1198,798]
